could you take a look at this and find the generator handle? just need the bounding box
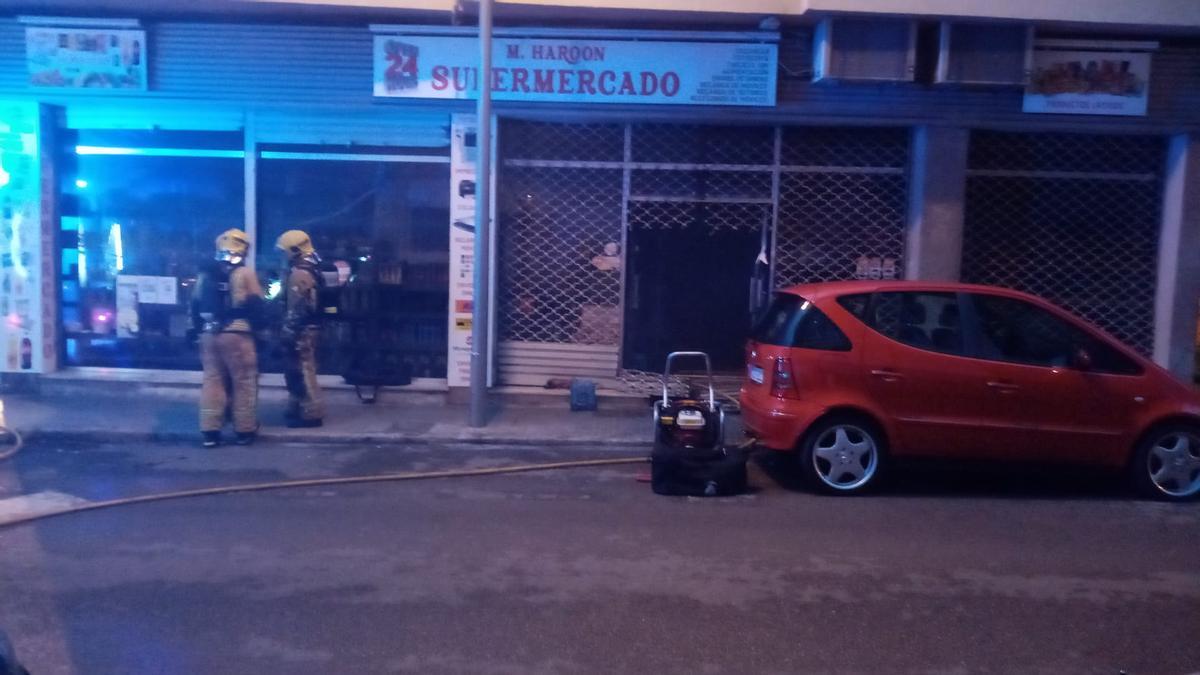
[662,351,715,410]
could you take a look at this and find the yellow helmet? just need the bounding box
[276,229,315,261]
[215,228,250,262]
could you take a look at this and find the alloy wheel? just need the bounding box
[1146,431,1200,498]
[811,424,879,491]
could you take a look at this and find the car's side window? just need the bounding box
[972,295,1071,366]
[836,293,870,321]
[968,294,1142,375]
[868,292,964,355]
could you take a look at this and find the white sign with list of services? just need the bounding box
[447,114,477,387]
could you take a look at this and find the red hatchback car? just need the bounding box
[740,281,1200,501]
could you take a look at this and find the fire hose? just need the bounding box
[0,398,23,462]
[1,440,754,529]
[0,394,754,529]
[0,456,649,530]
[0,428,20,462]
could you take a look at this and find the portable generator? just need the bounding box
[650,351,748,497]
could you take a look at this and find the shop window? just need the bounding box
[256,154,450,379]
[58,130,244,370]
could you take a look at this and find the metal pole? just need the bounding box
[469,0,494,427]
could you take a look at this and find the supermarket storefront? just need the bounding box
[1,13,1198,390]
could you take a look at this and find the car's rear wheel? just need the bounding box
[800,416,885,495]
[1132,425,1200,501]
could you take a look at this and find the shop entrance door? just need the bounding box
[255,149,451,379]
[623,209,768,373]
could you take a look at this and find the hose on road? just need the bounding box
[0,456,649,530]
[0,426,22,463]
[0,397,22,462]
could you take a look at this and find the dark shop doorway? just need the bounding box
[623,214,765,373]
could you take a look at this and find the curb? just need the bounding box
[19,428,653,451]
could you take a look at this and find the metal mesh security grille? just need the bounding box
[498,122,624,346]
[497,121,912,391]
[632,123,775,165]
[620,125,775,397]
[498,167,624,344]
[774,127,909,288]
[962,131,1165,354]
[627,200,769,232]
[501,120,624,162]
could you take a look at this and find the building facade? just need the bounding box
[1,1,1198,393]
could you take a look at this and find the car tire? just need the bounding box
[1131,424,1200,502]
[799,415,887,496]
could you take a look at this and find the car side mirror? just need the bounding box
[1070,347,1093,371]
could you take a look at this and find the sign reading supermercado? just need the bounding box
[374,35,777,106]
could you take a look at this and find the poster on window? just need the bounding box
[0,102,44,373]
[115,275,179,338]
[1024,50,1150,116]
[26,26,147,90]
[447,114,477,387]
[375,34,777,107]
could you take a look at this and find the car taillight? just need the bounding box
[771,356,798,399]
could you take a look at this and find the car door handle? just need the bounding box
[986,380,1020,392]
[870,369,904,382]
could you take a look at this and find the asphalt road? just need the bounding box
[0,440,1197,674]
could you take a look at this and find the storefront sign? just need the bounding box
[0,102,44,373]
[26,26,147,90]
[447,114,477,387]
[375,35,777,107]
[1024,50,1150,116]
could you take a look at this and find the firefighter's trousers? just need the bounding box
[284,327,324,422]
[199,331,259,433]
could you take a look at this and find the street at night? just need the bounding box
[3,0,1200,673]
[2,440,1197,674]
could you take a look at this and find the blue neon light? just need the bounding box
[74,145,245,159]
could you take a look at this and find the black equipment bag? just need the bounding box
[650,399,747,497]
[338,279,412,391]
[342,351,413,388]
[651,444,748,497]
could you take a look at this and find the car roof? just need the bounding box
[773,280,1174,378]
[777,280,1043,303]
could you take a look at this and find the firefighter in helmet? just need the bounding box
[276,229,325,427]
[192,228,264,447]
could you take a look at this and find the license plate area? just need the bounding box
[748,365,764,384]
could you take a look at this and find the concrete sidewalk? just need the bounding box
[0,376,743,448]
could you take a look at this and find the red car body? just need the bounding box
[740,281,1200,473]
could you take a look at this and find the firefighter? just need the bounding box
[276,230,325,428]
[192,228,264,448]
